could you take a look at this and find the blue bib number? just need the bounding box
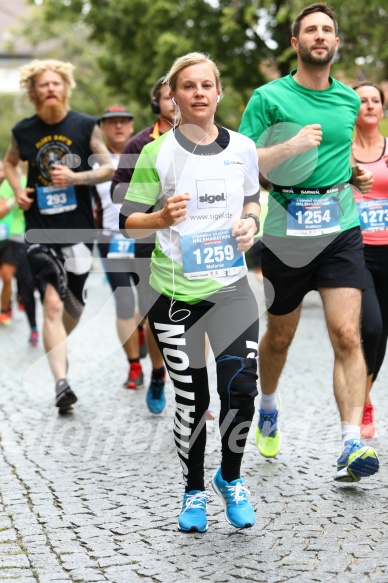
[37,186,77,215]
[287,196,340,236]
[107,233,135,258]
[0,224,9,241]
[357,199,388,232]
[180,229,244,280]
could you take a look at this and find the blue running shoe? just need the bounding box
[212,467,255,529]
[335,439,379,482]
[146,374,166,414]
[255,397,281,458]
[178,490,208,533]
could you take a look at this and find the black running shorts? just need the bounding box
[262,227,366,315]
[27,243,89,306]
[0,240,17,266]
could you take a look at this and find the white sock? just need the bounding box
[260,391,278,412]
[341,425,361,445]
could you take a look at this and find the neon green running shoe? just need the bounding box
[335,439,379,482]
[255,397,281,458]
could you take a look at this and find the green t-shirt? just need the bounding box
[239,72,360,237]
[0,179,25,238]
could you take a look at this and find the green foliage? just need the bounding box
[1,1,387,167]
[379,117,388,137]
[331,2,388,81]
[1,3,156,147]
[0,0,388,162]
[26,0,273,118]
[27,0,388,104]
[15,5,118,112]
[9,0,386,135]
[0,94,34,157]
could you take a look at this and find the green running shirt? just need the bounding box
[239,72,361,238]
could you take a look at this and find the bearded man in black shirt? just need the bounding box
[4,59,114,412]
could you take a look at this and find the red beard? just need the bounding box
[35,96,68,123]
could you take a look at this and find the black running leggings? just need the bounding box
[13,242,36,329]
[148,277,259,492]
[361,244,388,382]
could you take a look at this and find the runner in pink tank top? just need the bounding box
[352,82,388,438]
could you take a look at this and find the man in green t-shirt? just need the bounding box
[239,2,379,482]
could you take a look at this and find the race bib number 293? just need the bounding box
[37,185,77,215]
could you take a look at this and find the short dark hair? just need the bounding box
[292,3,338,38]
[151,77,168,104]
[353,82,385,106]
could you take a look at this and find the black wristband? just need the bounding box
[243,213,260,235]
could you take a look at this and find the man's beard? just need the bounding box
[35,97,68,123]
[298,44,336,67]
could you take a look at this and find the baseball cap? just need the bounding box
[98,105,134,124]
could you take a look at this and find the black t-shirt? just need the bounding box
[13,111,98,242]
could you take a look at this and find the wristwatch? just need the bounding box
[243,213,260,235]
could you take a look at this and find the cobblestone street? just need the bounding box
[0,268,387,582]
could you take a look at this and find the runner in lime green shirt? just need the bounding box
[0,168,21,324]
[0,172,38,341]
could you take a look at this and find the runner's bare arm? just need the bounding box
[123,193,191,239]
[258,124,322,178]
[4,135,22,192]
[4,135,34,210]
